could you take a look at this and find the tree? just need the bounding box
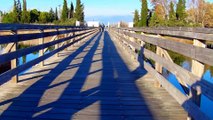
[149,4,166,27]
[69,2,74,19]
[74,0,84,22]
[21,0,30,23]
[39,12,50,23]
[2,13,15,23]
[49,8,55,22]
[61,0,68,21]
[140,0,148,26]
[12,0,19,23]
[55,7,59,21]
[176,0,186,21]
[133,10,140,27]
[30,9,40,23]
[201,1,213,27]
[168,1,176,26]
[17,0,22,21]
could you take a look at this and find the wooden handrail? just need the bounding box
[0,24,99,84]
[120,27,213,41]
[110,27,213,120]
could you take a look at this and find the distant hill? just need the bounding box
[85,15,133,25]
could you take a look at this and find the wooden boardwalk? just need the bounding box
[0,31,187,120]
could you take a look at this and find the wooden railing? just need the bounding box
[109,27,213,120]
[0,23,99,85]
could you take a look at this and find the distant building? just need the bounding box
[87,21,100,27]
[128,22,134,28]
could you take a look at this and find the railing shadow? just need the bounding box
[0,31,155,120]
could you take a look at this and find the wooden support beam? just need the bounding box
[10,30,18,83]
[188,39,206,120]
[39,29,44,67]
[55,29,59,57]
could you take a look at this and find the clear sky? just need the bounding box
[0,0,141,16]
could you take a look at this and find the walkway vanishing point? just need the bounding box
[0,24,213,120]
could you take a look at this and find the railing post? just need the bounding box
[188,39,205,120]
[155,46,163,87]
[11,30,18,83]
[39,29,44,66]
[55,28,59,57]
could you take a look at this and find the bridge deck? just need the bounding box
[0,31,187,120]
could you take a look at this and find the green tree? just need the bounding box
[69,2,74,19]
[39,12,50,23]
[12,0,19,23]
[30,9,40,23]
[74,0,84,22]
[2,13,14,23]
[140,0,148,26]
[176,0,186,21]
[133,10,140,27]
[55,7,59,21]
[49,8,55,22]
[168,1,176,26]
[21,0,30,23]
[17,0,22,21]
[61,0,68,21]
[149,4,165,27]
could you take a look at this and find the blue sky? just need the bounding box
[0,0,212,24]
[0,0,141,16]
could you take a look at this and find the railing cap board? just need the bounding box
[0,23,88,31]
[119,27,213,41]
[123,27,213,34]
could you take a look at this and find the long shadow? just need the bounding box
[0,31,154,120]
[99,32,153,120]
[0,32,101,119]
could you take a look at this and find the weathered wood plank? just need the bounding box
[0,30,98,84]
[143,62,210,120]
[121,30,213,66]
[0,23,89,30]
[122,27,213,41]
[0,28,92,44]
[0,29,96,64]
[143,48,213,101]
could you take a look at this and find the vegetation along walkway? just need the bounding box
[0,31,187,120]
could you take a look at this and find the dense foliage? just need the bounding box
[133,0,213,27]
[1,0,84,25]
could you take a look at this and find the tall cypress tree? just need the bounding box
[133,10,140,27]
[13,0,19,23]
[176,0,186,21]
[69,2,74,19]
[61,0,68,21]
[55,7,59,21]
[17,0,22,21]
[74,0,84,22]
[169,2,176,20]
[21,0,30,23]
[140,0,148,27]
[49,8,55,22]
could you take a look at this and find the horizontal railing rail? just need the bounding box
[0,23,85,30]
[0,23,99,85]
[120,27,213,41]
[110,27,213,120]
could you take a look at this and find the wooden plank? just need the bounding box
[0,28,92,44]
[0,23,92,30]
[143,49,213,101]
[0,30,98,84]
[143,62,210,120]
[121,27,213,41]
[121,31,213,66]
[0,29,96,64]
